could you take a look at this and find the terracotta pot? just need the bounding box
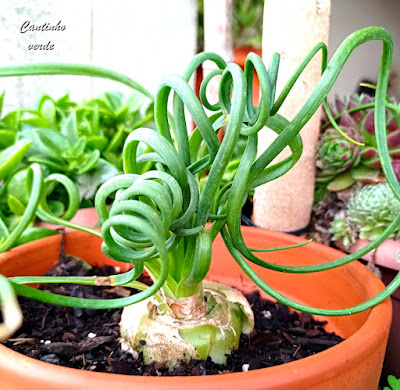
[336,238,400,377]
[36,207,100,233]
[336,238,400,271]
[0,227,391,390]
[381,267,400,378]
[233,46,262,66]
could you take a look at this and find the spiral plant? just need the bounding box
[1,27,400,366]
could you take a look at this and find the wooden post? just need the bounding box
[0,0,92,112]
[203,0,233,63]
[253,0,331,232]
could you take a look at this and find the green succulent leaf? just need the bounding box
[386,375,400,390]
[0,130,16,149]
[27,155,67,171]
[76,158,120,200]
[125,91,146,113]
[86,136,108,151]
[0,90,5,118]
[61,112,79,146]
[0,110,21,132]
[39,97,57,128]
[7,168,31,206]
[25,128,69,159]
[7,195,26,216]
[350,165,380,181]
[21,113,52,129]
[47,200,65,217]
[104,91,124,113]
[326,171,356,192]
[77,150,100,175]
[0,140,31,181]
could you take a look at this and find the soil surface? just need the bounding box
[310,185,360,246]
[2,256,344,376]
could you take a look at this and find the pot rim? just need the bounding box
[0,227,391,389]
[336,237,400,271]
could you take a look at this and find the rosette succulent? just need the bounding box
[321,94,373,127]
[316,126,361,179]
[316,93,400,198]
[347,183,400,239]
[331,183,400,248]
[358,107,400,179]
[331,217,356,249]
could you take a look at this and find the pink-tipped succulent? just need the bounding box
[316,94,400,195]
[316,126,361,179]
[321,94,373,127]
[359,109,400,180]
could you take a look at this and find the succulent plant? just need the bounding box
[331,183,400,247]
[316,94,400,195]
[330,218,356,249]
[316,127,362,179]
[321,94,373,127]
[347,183,400,239]
[358,108,400,180]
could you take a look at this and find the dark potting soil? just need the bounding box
[2,256,344,376]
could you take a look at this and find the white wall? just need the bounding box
[3,0,398,111]
[0,1,92,110]
[91,0,198,96]
[0,0,198,112]
[328,0,400,99]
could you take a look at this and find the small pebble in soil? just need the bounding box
[1,255,344,376]
[40,354,60,365]
[261,310,272,319]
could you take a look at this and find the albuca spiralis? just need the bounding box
[1,27,400,368]
[120,281,254,366]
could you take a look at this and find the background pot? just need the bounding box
[0,227,392,390]
[36,207,100,233]
[336,237,400,377]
